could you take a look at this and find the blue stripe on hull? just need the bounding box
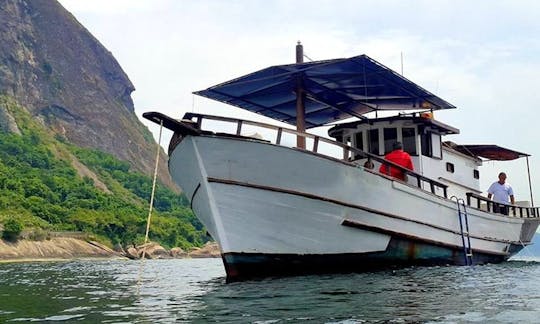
[222,237,517,282]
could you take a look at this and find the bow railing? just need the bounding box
[466,192,540,218]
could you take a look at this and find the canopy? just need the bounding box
[451,144,530,161]
[194,55,456,128]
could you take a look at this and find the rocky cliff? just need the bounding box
[0,0,175,189]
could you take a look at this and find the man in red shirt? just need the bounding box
[379,142,414,181]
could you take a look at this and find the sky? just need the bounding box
[58,0,540,204]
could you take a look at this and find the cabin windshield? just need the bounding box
[402,127,416,155]
[421,130,442,159]
[368,129,379,155]
[383,128,398,154]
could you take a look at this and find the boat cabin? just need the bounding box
[328,112,482,199]
[187,47,534,214]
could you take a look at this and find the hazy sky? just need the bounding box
[58,0,540,203]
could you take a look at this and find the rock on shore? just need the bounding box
[0,237,119,260]
[125,242,221,259]
[0,238,221,261]
[188,242,221,258]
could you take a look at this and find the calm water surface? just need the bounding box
[1,257,540,323]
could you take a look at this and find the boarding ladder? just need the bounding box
[451,196,473,266]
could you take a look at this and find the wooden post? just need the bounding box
[526,156,534,206]
[296,41,306,149]
[296,87,306,148]
[296,41,304,64]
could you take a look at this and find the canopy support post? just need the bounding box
[296,87,305,148]
[526,156,534,206]
[296,41,306,149]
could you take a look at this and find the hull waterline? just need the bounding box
[222,236,516,281]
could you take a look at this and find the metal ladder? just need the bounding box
[452,196,473,266]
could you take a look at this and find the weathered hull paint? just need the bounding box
[223,237,515,281]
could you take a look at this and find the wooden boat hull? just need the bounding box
[222,237,519,281]
[168,134,539,280]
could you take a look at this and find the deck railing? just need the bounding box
[466,192,540,218]
[183,112,448,198]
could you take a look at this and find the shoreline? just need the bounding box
[0,256,128,264]
[0,237,221,262]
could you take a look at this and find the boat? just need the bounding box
[144,43,540,281]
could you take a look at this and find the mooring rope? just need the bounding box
[137,120,163,294]
[141,119,163,259]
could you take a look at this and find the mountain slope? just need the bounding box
[0,0,175,189]
[0,96,206,249]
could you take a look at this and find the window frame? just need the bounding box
[383,127,398,154]
[420,129,443,160]
[401,127,417,156]
[368,128,380,155]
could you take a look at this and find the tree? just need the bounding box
[2,217,24,241]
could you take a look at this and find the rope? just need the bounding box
[141,120,163,259]
[137,120,163,295]
[303,53,314,62]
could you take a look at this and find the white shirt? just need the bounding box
[488,181,514,204]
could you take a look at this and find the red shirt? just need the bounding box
[379,149,414,181]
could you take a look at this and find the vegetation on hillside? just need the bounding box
[1,217,23,242]
[0,96,208,249]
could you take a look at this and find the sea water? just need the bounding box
[1,257,540,323]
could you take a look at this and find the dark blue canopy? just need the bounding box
[194,55,455,128]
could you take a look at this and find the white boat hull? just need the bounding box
[169,135,539,280]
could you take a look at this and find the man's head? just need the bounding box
[392,141,403,150]
[498,172,507,184]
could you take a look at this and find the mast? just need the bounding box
[295,41,306,149]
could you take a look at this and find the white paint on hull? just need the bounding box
[211,182,391,254]
[169,135,532,257]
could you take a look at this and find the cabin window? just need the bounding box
[446,162,455,173]
[421,132,432,156]
[354,132,364,159]
[384,128,398,154]
[474,170,480,179]
[402,127,417,155]
[355,132,364,151]
[431,133,442,159]
[421,130,442,159]
[368,129,380,155]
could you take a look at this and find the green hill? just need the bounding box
[0,96,208,249]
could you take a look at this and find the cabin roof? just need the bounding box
[445,143,530,161]
[328,115,460,136]
[194,55,455,129]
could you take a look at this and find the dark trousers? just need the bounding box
[494,204,509,215]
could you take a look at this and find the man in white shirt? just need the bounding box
[487,172,515,215]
